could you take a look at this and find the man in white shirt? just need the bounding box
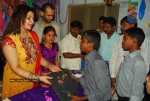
[60,21,82,70]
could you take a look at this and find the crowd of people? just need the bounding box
[0,2,150,101]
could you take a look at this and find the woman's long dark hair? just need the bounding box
[3,5,35,38]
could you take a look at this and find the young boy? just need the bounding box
[70,30,112,101]
[116,27,147,101]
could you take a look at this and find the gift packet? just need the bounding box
[47,68,78,101]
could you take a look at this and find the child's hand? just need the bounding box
[70,95,81,101]
[72,76,80,83]
[112,87,116,95]
[69,94,87,101]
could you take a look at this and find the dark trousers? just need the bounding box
[118,95,129,101]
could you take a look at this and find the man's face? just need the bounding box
[42,7,54,23]
[103,23,115,35]
[70,27,81,38]
[98,20,104,29]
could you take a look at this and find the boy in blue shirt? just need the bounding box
[70,30,111,101]
[116,27,147,101]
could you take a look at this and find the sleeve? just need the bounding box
[109,37,121,78]
[88,60,111,100]
[60,38,69,53]
[140,37,150,74]
[55,42,59,51]
[2,36,16,47]
[130,61,146,101]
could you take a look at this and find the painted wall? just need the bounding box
[59,0,150,39]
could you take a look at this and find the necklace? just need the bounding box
[43,42,52,49]
[20,32,29,39]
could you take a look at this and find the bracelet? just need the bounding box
[45,62,50,69]
[28,72,33,80]
[49,64,54,71]
[37,75,40,83]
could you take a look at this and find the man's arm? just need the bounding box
[63,53,81,58]
[109,37,122,87]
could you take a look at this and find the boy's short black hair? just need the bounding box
[103,17,116,26]
[99,16,106,21]
[70,20,83,30]
[82,30,100,51]
[124,27,145,47]
[121,16,137,27]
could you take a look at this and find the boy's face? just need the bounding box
[103,23,115,35]
[122,33,134,51]
[121,21,135,34]
[120,21,126,34]
[146,76,150,94]
[80,36,89,53]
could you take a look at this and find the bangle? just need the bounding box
[28,72,33,80]
[45,62,50,69]
[37,75,40,83]
[49,64,54,71]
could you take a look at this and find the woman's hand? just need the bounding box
[39,75,52,85]
[40,72,51,88]
[50,65,61,72]
[112,87,116,95]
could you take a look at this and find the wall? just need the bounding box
[59,0,150,39]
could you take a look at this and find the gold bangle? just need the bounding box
[45,62,50,69]
[28,72,33,80]
[49,64,54,71]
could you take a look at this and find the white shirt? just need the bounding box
[109,35,150,78]
[60,33,81,70]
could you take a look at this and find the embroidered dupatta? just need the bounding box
[30,31,41,87]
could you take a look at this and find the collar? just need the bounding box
[124,50,141,59]
[68,32,81,40]
[85,50,97,61]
